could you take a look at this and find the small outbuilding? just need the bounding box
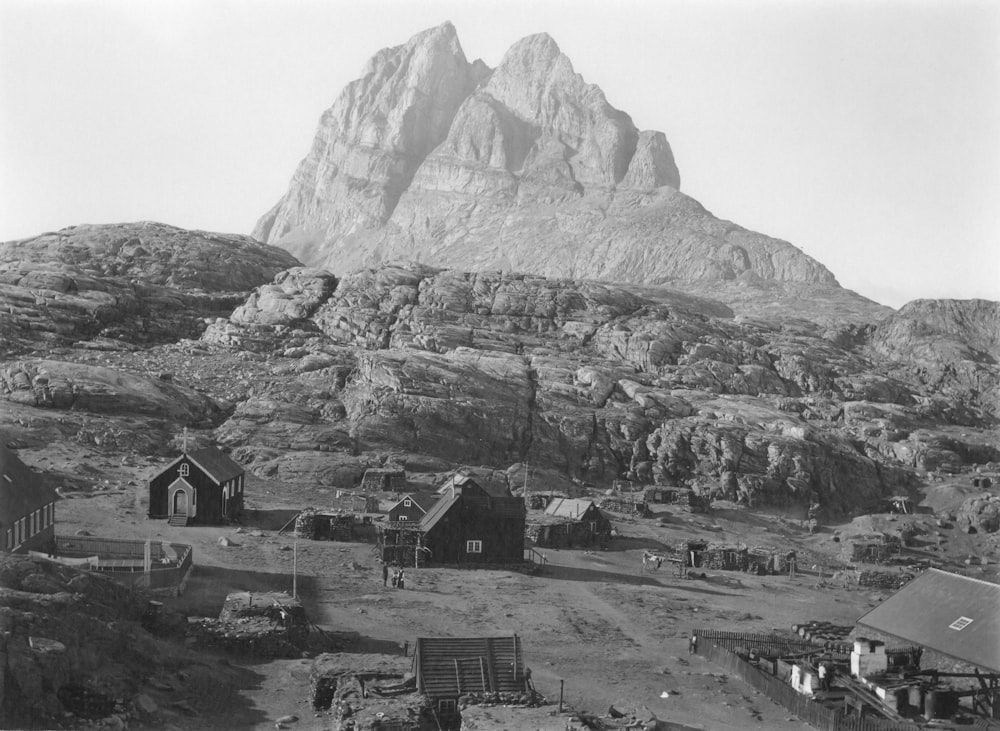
[148,446,245,526]
[530,498,612,548]
[360,467,407,493]
[0,446,57,553]
[414,635,528,718]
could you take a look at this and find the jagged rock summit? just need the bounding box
[254,23,838,291]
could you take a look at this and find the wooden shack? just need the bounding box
[414,635,527,718]
[0,445,57,554]
[530,498,612,548]
[147,446,245,526]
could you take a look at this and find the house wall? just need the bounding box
[388,497,427,523]
[424,500,525,564]
[3,500,56,554]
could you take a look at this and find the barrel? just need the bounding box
[908,685,924,714]
[924,690,939,720]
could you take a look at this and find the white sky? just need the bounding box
[1,0,998,309]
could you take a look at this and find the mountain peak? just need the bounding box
[254,25,841,295]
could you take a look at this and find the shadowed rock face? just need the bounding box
[253,24,839,291]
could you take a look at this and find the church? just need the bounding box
[147,446,245,526]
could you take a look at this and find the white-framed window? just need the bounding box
[403,499,412,507]
[466,540,482,554]
[438,699,457,714]
[399,515,408,521]
[179,463,189,477]
[17,518,25,545]
[949,616,974,631]
[5,529,11,549]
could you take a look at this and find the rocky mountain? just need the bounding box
[253,23,845,300]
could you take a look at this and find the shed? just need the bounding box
[0,446,57,553]
[531,498,612,548]
[856,568,1000,672]
[148,446,245,526]
[414,635,527,714]
[360,467,407,493]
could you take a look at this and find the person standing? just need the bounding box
[391,568,399,588]
[398,569,405,590]
[818,662,829,691]
[689,633,698,655]
[382,561,389,587]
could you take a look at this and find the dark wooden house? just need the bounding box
[414,635,527,719]
[147,447,245,526]
[0,446,57,554]
[387,493,438,523]
[530,498,612,548]
[379,474,525,567]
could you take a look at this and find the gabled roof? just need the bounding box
[0,446,58,523]
[415,636,525,699]
[420,493,461,532]
[390,493,438,514]
[544,498,598,520]
[856,568,1000,672]
[437,472,512,498]
[156,447,244,485]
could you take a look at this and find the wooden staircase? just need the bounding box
[168,515,189,527]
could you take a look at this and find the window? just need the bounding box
[403,499,412,507]
[179,463,189,477]
[399,515,408,521]
[466,540,482,554]
[5,529,11,549]
[438,699,457,714]
[949,616,974,631]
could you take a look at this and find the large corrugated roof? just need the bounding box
[856,568,1000,672]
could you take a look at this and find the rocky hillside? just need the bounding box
[0,234,996,514]
[0,222,299,356]
[253,23,844,297]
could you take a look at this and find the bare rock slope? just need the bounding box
[0,222,299,353]
[254,23,841,294]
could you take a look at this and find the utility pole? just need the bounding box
[292,540,298,600]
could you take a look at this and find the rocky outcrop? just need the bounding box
[869,300,1000,417]
[198,264,996,510]
[0,222,300,354]
[871,299,1000,365]
[255,24,843,293]
[0,360,224,423]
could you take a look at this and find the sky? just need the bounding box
[1,0,998,309]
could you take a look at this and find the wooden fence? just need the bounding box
[694,631,923,731]
[696,629,842,657]
[55,535,193,596]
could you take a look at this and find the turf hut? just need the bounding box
[360,467,407,493]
